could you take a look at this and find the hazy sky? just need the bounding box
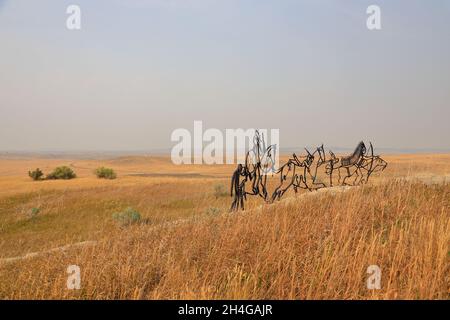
[0,0,449,151]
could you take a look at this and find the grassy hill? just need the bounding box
[0,154,448,299]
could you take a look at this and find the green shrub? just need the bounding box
[113,207,141,226]
[46,166,76,180]
[95,167,117,179]
[29,207,40,219]
[28,168,44,181]
[214,183,228,198]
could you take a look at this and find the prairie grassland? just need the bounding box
[0,154,449,299]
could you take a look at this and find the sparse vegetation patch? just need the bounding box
[112,207,141,227]
[95,167,117,179]
[46,166,76,180]
[28,168,44,181]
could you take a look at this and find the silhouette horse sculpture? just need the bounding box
[304,145,328,190]
[270,151,312,202]
[270,145,330,202]
[357,143,388,183]
[327,141,367,185]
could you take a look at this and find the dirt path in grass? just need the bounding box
[0,241,97,264]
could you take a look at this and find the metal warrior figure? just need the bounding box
[326,142,387,186]
[230,131,277,211]
[230,134,387,211]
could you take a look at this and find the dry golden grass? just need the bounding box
[0,154,448,299]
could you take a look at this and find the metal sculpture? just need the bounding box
[230,131,276,211]
[230,133,387,211]
[326,142,387,186]
[270,145,326,202]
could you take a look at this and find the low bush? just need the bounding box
[28,168,44,181]
[112,207,141,227]
[46,166,76,180]
[95,167,117,179]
